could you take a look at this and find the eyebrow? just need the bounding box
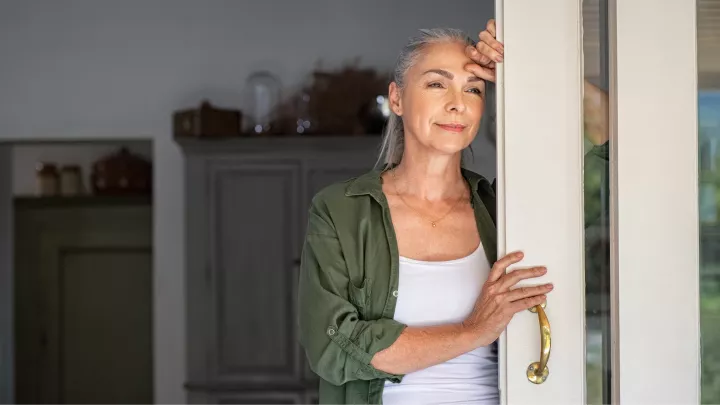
[422,69,483,83]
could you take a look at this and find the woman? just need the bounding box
[298,25,552,405]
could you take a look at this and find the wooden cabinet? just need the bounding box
[13,197,152,404]
[179,137,380,403]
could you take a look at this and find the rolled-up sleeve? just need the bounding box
[297,198,407,386]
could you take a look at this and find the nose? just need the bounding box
[445,89,467,113]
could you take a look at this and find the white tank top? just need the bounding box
[382,243,499,405]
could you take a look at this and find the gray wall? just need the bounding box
[0,1,495,402]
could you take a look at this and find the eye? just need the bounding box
[467,87,483,95]
[427,82,445,89]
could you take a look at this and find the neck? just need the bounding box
[391,150,466,202]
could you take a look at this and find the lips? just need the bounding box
[436,123,467,133]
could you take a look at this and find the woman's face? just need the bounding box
[389,40,485,156]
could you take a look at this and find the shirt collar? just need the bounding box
[344,167,489,201]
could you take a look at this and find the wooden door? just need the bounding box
[14,199,152,404]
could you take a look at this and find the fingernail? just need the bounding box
[547,284,554,289]
[515,252,523,258]
[496,55,504,63]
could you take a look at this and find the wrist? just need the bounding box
[457,321,487,350]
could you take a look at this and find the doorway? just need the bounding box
[5,140,153,404]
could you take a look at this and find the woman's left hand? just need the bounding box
[464,18,504,82]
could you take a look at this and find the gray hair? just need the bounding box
[376,28,478,170]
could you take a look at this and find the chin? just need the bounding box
[430,140,472,156]
[429,132,474,154]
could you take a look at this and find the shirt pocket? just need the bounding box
[347,278,373,320]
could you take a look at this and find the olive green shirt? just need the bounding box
[298,142,610,404]
[297,168,498,404]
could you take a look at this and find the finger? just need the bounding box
[486,19,496,37]
[475,41,503,64]
[479,30,504,56]
[488,251,524,282]
[464,63,495,82]
[498,266,547,290]
[511,294,547,313]
[466,45,494,67]
[504,284,553,302]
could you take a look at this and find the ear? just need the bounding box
[388,82,403,116]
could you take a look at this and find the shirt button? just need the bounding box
[327,327,336,336]
[392,290,399,298]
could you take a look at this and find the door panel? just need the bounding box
[497,0,586,403]
[614,0,700,403]
[60,248,152,404]
[206,161,301,383]
[14,203,152,404]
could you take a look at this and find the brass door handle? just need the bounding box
[527,302,551,384]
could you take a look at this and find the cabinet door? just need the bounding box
[303,390,319,404]
[14,203,152,404]
[199,159,303,385]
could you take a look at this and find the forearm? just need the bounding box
[370,322,476,375]
[583,79,610,146]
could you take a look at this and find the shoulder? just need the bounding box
[308,170,379,225]
[311,169,381,205]
[310,178,357,210]
[460,168,496,198]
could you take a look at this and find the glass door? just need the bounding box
[499,0,709,403]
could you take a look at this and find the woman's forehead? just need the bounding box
[412,42,473,72]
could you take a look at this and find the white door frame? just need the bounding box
[496,0,587,403]
[614,0,700,403]
[498,0,700,403]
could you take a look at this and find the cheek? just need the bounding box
[467,96,485,127]
[404,91,443,126]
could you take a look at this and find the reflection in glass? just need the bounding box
[700,92,720,403]
[582,0,611,403]
[698,0,720,396]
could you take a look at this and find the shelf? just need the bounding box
[14,194,151,208]
[174,134,383,154]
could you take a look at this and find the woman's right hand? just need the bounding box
[462,251,553,347]
[465,18,503,82]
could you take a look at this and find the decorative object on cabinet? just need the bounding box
[35,162,60,196]
[358,95,391,134]
[173,100,243,138]
[90,147,152,196]
[244,70,282,135]
[59,164,84,196]
[272,60,390,135]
